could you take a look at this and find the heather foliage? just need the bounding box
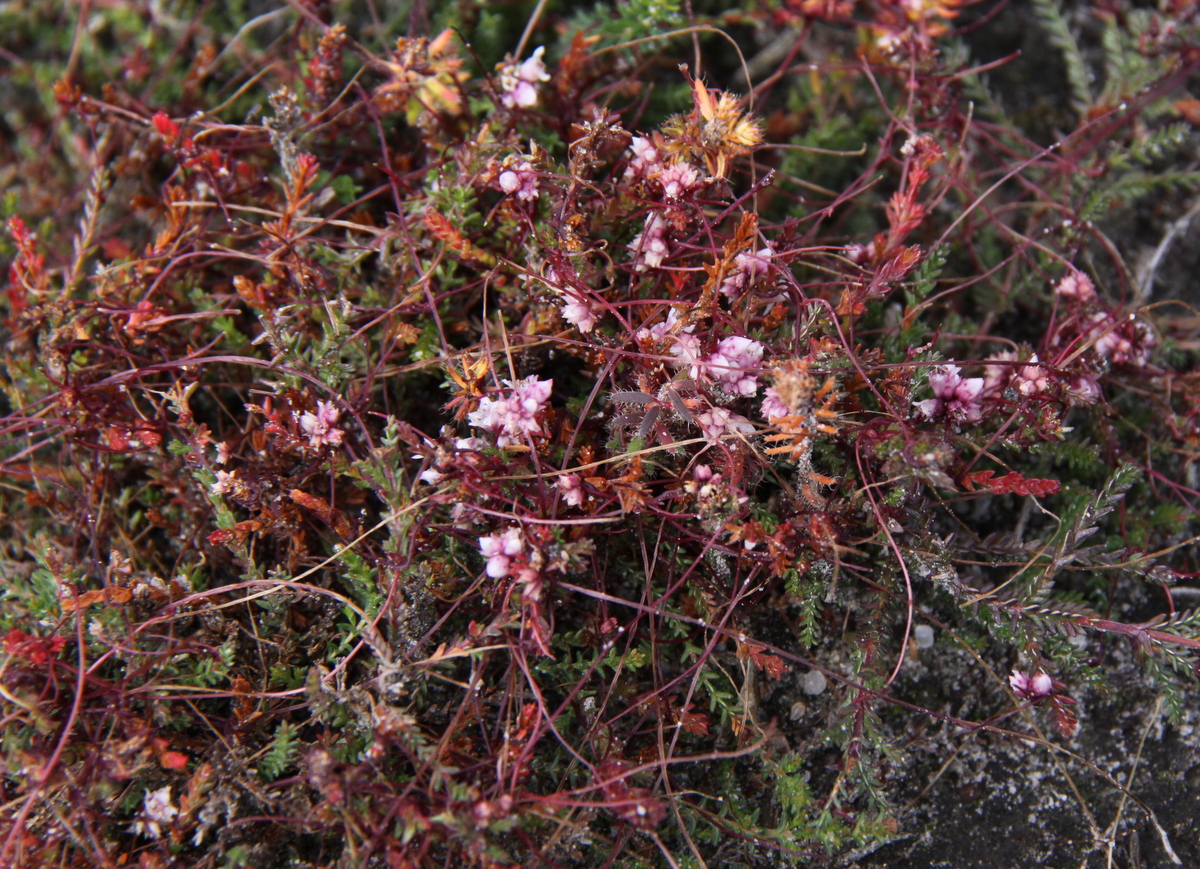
[2,1,1200,867]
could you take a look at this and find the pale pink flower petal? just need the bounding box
[300,401,345,448]
[498,160,539,201]
[705,336,765,396]
[558,473,583,507]
[499,46,549,108]
[1055,269,1095,302]
[918,364,984,424]
[761,387,790,420]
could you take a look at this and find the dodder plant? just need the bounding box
[2,0,1199,866]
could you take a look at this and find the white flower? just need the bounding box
[132,786,178,838]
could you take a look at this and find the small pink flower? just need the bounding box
[558,473,583,507]
[300,401,345,448]
[636,307,689,343]
[561,293,598,332]
[705,336,765,396]
[719,246,773,297]
[479,526,524,578]
[692,464,715,483]
[1065,374,1102,405]
[696,406,756,437]
[211,469,235,496]
[1015,355,1049,397]
[624,136,661,179]
[657,162,702,200]
[631,213,670,271]
[1009,669,1054,699]
[1055,268,1095,302]
[981,351,1019,398]
[760,387,790,420]
[468,377,553,447]
[916,364,985,424]
[216,441,231,465]
[498,160,539,201]
[1088,313,1156,368]
[669,332,705,378]
[498,46,549,108]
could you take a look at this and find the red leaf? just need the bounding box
[676,704,709,737]
[152,112,178,139]
[160,751,189,770]
[962,470,1059,497]
[739,639,788,680]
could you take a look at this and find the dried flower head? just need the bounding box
[660,77,763,179]
[373,29,467,122]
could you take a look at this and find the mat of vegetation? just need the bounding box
[2,1,1199,867]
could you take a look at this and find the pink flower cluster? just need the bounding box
[696,406,756,437]
[915,364,984,424]
[624,136,662,180]
[479,526,524,578]
[635,313,765,398]
[557,473,583,507]
[705,336,764,397]
[1009,669,1053,699]
[760,387,789,420]
[468,376,553,446]
[1086,313,1156,367]
[1015,355,1049,397]
[631,213,670,271]
[498,46,549,109]
[300,401,345,448]
[657,162,702,200]
[1055,268,1096,302]
[478,526,545,600]
[561,294,598,332]
[719,246,773,297]
[498,160,539,201]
